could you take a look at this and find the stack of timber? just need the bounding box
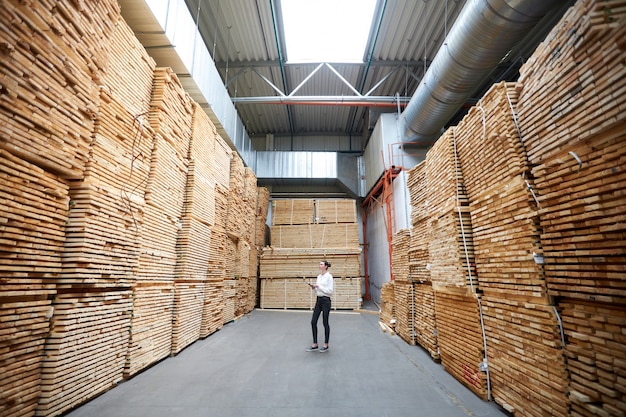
[37,289,132,416]
[61,88,153,288]
[424,129,477,289]
[243,167,258,244]
[259,247,362,310]
[226,153,246,239]
[171,103,218,354]
[404,161,439,358]
[407,119,484,396]
[454,81,568,413]
[316,199,358,224]
[255,187,270,247]
[100,16,155,117]
[379,281,395,329]
[515,1,626,414]
[271,199,315,225]
[391,229,411,282]
[0,2,117,180]
[413,282,438,360]
[271,223,360,248]
[433,287,488,399]
[37,18,155,413]
[127,67,192,375]
[200,184,229,337]
[560,300,626,417]
[0,150,68,417]
[392,282,415,345]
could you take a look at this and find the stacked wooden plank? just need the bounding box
[424,129,477,289]
[255,187,270,247]
[408,220,431,283]
[99,15,156,117]
[226,153,246,239]
[37,289,132,417]
[391,228,411,282]
[127,68,192,375]
[514,2,626,414]
[61,88,153,288]
[200,183,229,336]
[454,80,569,413]
[271,199,315,225]
[393,282,415,345]
[222,279,236,323]
[0,149,68,417]
[243,167,258,244]
[261,198,361,309]
[560,299,626,417]
[260,247,362,278]
[315,199,358,223]
[413,282,438,360]
[379,281,395,328]
[434,287,488,399]
[271,223,360,248]
[0,1,119,179]
[212,134,232,189]
[260,277,361,310]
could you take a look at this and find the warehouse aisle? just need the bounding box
[65,308,507,417]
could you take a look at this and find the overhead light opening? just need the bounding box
[281,0,377,63]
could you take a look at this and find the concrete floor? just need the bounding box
[64,305,508,417]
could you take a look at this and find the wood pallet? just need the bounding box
[271,223,360,248]
[37,289,132,417]
[559,298,626,417]
[434,287,487,399]
[481,296,569,417]
[259,277,361,310]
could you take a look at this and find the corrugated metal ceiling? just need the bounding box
[121,0,570,154]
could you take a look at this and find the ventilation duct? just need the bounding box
[402,0,567,142]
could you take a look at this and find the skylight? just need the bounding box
[281,0,378,63]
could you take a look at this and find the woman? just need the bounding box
[307,260,333,352]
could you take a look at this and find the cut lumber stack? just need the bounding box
[424,129,477,289]
[99,16,156,117]
[222,279,236,323]
[559,299,626,417]
[392,282,415,345]
[260,198,362,309]
[391,228,411,282]
[259,247,362,309]
[379,281,395,328]
[316,198,358,224]
[434,287,487,398]
[37,289,132,417]
[259,276,361,310]
[243,167,258,245]
[0,150,68,417]
[454,80,568,413]
[516,0,626,166]
[226,153,246,239]
[127,67,191,374]
[271,223,360,248]
[0,2,118,180]
[514,2,626,415]
[413,282,438,360]
[271,199,315,225]
[212,134,233,189]
[61,88,153,288]
[255,187,270,247]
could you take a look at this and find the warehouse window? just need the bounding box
[281,0,377,63]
